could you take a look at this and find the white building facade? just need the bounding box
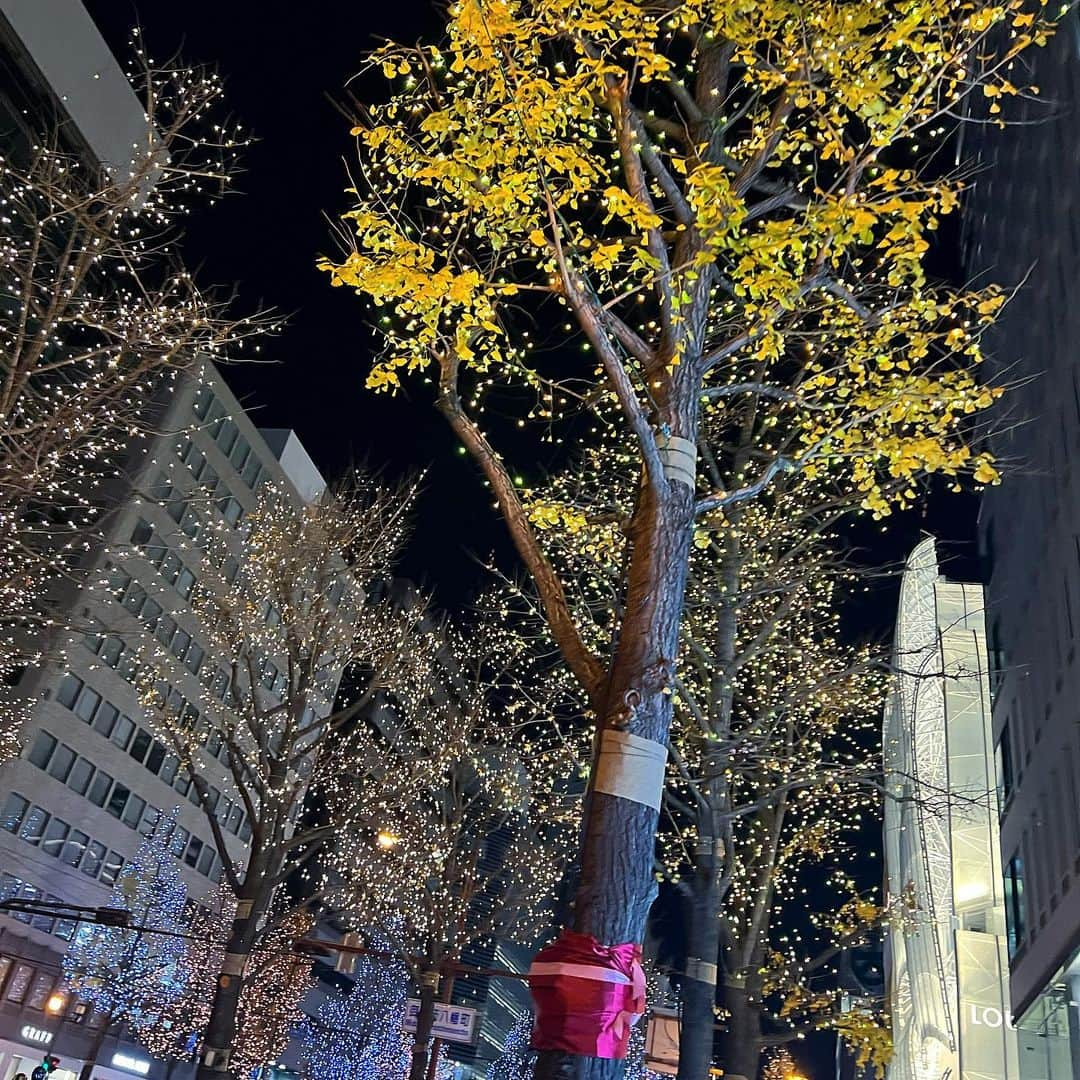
[884,538,1019,1080]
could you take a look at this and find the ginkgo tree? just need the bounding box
[323,2,1048,1075]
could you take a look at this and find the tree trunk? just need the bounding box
[195,885,268,1080]
[533,471,697,1080]
[409,976,439,1080]
[713,982,763,1080]
[676,872,723,1080]
[425,971,456,1080]
[77,1019,112,1080]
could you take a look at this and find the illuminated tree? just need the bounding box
[340,613,579,1080]
[130,884,234,1068]
[322,3,1049,1075]
[231,912,317,1079]
[490,434,904,1079]
[300,942,454,1080]
[62,812,190,1080]
[98,474,435,1080]
[490,1012,536,1080]
[0,32,270,707]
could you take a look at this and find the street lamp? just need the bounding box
[45,993,66,1015]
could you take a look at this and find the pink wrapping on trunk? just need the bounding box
[527,929,646,1059]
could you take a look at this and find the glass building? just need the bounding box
[884,538,1018,1080]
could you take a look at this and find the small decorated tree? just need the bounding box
[62,812,190,1080]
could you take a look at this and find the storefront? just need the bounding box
[0,1033,80,1080]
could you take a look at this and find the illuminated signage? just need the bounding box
[111,1054,151,1075]
[20,1025,54,1045]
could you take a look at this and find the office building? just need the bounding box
[0,357,325,1080]
[883,538,1017,1080]
[962,11,1080,1078]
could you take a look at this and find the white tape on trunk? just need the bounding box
[593,729,667,811]
[659,435,697,489]
[221,952,247,976]
[685,959,718,986]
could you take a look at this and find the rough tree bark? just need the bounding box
[714,981,763,1080]
[196,875,270,1080]
[533,436,698,1080]
[409,973,439,1080]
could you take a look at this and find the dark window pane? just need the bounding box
[230,437,250,471]
[196,846,215,876]
[142,597,162,626]
[159,755,179,785]
[186,642,205,675]
[74,687,101,722]
[174,773,191,797]
[27,731,56,769]
[138,806,160,838]
[2,793,28,832]
[26,971,56,1008]
[145,742,166,776]
[111,715,135,751]
[67,758,94,796]
[47,744,76,783]
[81,841,106,878]
[100,851,124,886]
[176,568,196,599]
[100,637,123,668]
[129,729,152,764]
[87,771,112,808]
[121,794,146,829]
[184,836,203,867]
[61,830,89,868]
[105,783,130,819]
[56,674,82,709]
[242,457,261,488]
[41,816,69,857]
[19,806,49,845]
[93,701,118,738]
[131,518,153,545]
[226,805,242,834]
[6,963,34,1002]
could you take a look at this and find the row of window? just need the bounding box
[3,790,126,885]
[179,438,246,525]
[190,387,269,495]
[24,730,224,881]
[0,947,106,1027]
[56,673,250,843]
[1,872,77,941]
[132,516,240,592]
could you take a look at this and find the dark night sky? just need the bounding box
[83,0,507,607]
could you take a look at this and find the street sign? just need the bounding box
[402,1000,479,1045]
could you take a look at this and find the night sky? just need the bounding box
[83,0,508,607]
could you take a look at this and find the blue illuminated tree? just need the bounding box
[301,951,411,1080]
[489,1013,535,1080]
[300,945,453,1080]
[62,811,190,1080]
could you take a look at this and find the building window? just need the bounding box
[62,830,89,871]
[1,793,28,833]
[1005,852,1026,956]
[27,731,56,770]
